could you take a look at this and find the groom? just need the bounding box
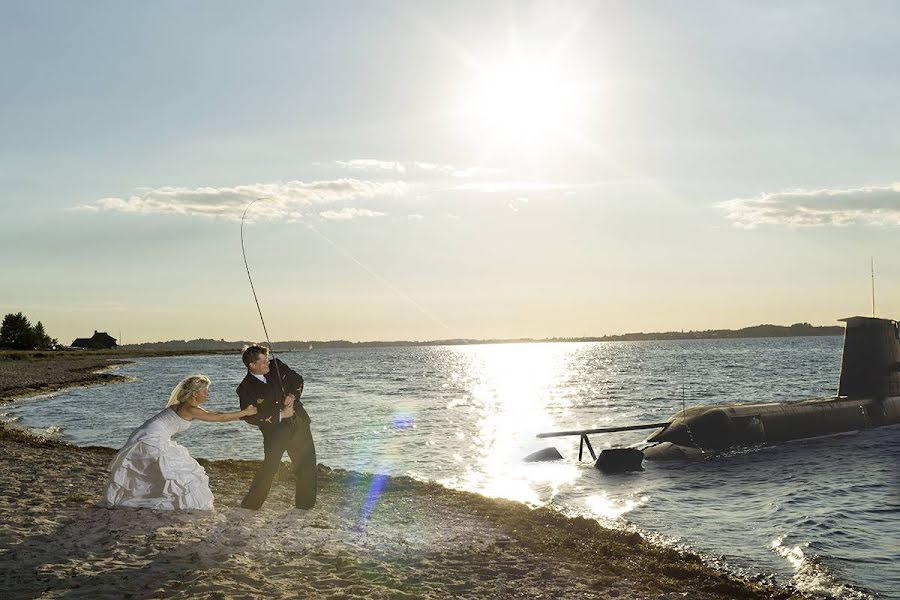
[237,345,317,510]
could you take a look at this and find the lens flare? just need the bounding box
[356,473,389,530]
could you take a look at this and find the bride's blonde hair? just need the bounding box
[166,375,212,407]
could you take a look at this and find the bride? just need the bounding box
[102,375,256,510]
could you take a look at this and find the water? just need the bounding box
[5,338,899,599]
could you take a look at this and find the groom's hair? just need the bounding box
[242,345,269,367]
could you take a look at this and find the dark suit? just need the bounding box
[237,358,316,509]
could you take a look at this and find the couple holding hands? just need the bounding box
[102,345,316,511]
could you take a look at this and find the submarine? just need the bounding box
[536,316,900,472]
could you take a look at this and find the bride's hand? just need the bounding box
[243,405,258,416]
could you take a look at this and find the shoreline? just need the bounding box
[0,353,134,403]
[0,355,804,599]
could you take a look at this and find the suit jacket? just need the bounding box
[237,358,309,429]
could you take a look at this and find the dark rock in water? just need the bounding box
[523,447,564,462]
[594,448,644,474]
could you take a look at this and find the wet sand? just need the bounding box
[0,354,804,599]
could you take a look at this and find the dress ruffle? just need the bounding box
[102,408,214,511]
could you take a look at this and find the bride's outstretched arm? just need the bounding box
[183,404,257,423]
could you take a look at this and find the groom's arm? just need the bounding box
[272,358,310,424]
[237,381,279,426]
[272,358,304,398]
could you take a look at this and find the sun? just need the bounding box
[457,52,583,151]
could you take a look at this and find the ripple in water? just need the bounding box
[771,536,873,600]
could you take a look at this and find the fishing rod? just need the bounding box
[240,198,289,401]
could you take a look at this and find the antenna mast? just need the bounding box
[871,257,876,317]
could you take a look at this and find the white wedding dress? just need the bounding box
[102,407,214,510]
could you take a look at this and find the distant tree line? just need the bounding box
[0,312,58,350]
[573,322,844,342]
[120,323,844,351]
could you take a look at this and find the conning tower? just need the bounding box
[837,316,900,400]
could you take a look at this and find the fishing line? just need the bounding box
[303,222,455,336]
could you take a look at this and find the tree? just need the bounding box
[0,313,58,350]
[0,312,35,350]
[32,321,57,350]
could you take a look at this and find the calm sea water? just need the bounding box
[5,338,899,599]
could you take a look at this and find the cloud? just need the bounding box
[335,159,502,178]
[319,207,386,221]
[450,180,623,194]
[454,181,563,193]
[449,166,504,178]
[336,159,409,173]
[74,179,409,221]
[718,183,900,228]
[508,197,529,213]
[333,160,610,202]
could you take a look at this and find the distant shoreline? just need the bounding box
[118,322,843,352]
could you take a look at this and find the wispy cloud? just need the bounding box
[718,183,900,228]
[450,166,504,179]
[75,179,409,222]
[74,169,616,226]
[448,180,630,195]
[335,159,409,173]
[319,207,386,220]
[333,159,610,203]
[508,197,529,213]
[334,159,502,178]
[453,181,573,194]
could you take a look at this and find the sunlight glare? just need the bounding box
[439,344,581,505]
[458,53,583,150]
[585,491,649,521]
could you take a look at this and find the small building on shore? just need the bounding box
[71,331,117,350]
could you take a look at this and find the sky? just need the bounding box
[2,1,899,344]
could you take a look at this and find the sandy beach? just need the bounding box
[0,354,804,599]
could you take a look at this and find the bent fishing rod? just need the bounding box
[240,198,291,401]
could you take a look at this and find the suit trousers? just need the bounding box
[241,419,317,510]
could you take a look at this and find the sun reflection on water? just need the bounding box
[585,491,649,521]
[438,343,590,505]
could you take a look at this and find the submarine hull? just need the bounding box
[643,395,900,459]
